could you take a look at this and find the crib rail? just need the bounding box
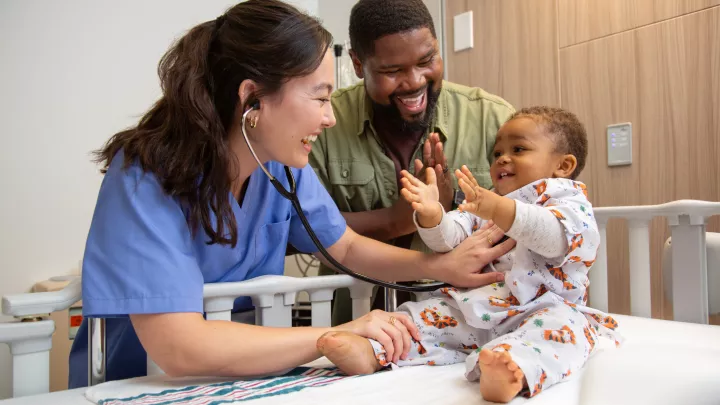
[0,274,373,398]
[2,277,81,318]
[0,278,80,398]
[3,199,719,399]
[592,200,720,324]
[203,274,374,326]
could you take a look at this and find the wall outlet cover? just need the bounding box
[453,11,473,52]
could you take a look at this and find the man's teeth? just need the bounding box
[398,93,424,107]
[500,173,509,178]
[301,135,318,145]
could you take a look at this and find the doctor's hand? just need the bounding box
[429,221,515,288]
[333,310,420,364]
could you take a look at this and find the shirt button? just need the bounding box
[342,170,349,178]
[389,190,395,197]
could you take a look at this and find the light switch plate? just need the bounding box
[607,122,632,166]
[453,11,473,52]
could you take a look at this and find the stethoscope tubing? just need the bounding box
[240,107,449,293]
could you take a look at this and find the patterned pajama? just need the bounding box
[367,179,622,398]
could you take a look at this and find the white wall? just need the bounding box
[0,0,318,399]
[318,0,357,46]
[422,0,447,79]
[317,0,444,46]
[317,0,446,78]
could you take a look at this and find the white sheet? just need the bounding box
[4,314,720,405]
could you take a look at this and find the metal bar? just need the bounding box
[384,287,397,313]
[146,356,163,376]
[88,318,106,386]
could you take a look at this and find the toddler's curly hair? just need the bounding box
[509,106,588,180]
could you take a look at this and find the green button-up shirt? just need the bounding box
[309,80,514,254]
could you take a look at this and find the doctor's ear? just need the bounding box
[238,80,261,111]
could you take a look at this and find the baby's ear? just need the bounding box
[554,154,578,179]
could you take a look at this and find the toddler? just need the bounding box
[318,107,621,403]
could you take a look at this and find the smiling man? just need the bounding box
[309,0,515,324]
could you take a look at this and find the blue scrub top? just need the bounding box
[68,153,346,388]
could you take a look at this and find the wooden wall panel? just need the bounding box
[446,1,473,92]
[445,0,560,108]
[558,0,720,48]
[560,7,720,317]
[446,1,719,321]
[559,31,638,314]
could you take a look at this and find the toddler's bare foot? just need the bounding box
[478,349,526,403]
[317,331,382,375]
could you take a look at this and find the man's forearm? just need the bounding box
[342,209,415,241]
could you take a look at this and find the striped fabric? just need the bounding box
[98,367,354,405]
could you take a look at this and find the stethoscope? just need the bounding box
[241,103,449,293]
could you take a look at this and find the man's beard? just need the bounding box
[370,81,441,133]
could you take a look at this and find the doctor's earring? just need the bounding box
[248,115,259,129]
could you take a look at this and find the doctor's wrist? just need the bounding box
[421,253,443,281]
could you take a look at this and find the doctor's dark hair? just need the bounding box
[508,106,588,180]
[94,0,332,246]
[349,0,436,61]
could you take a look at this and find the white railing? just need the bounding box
[0,274,373,398]
[3,199,720,399]
[592,200,720,324]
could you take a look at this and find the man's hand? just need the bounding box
[361,134,454,241]
[417,133,453,212]
[387,195,417,238]
[400,168,442,228]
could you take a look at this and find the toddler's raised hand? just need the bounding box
[400,168,443,228]
[456,165,498,220]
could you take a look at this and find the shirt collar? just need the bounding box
[356,80,450,143]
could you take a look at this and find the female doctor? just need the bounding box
[68,0,515,388]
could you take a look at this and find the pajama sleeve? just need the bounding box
[413,203,484,253]
[518,179,600,266]
[505,201,568,259]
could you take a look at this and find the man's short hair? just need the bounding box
[349,0,436,61]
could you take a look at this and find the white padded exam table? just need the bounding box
[3,314,720,405]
